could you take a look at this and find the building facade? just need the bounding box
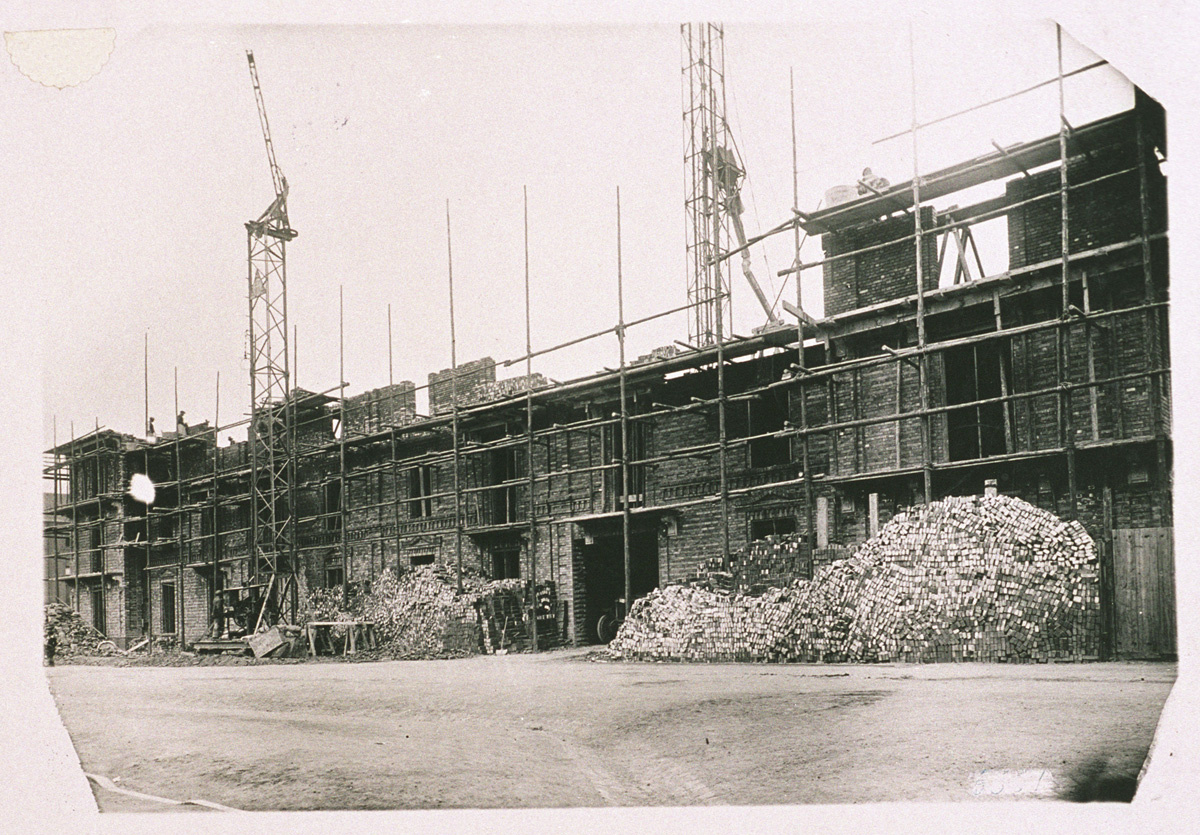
[45,95,1173,658]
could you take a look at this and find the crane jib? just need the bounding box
[246,50,286,203]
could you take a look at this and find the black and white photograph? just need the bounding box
[3,3,1196,831]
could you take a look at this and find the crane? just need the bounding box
[246,51,296,241]
[244,50,298,629]
[708,145,784,329]
[682,23,782,346]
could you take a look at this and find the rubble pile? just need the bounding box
[44,602,110,657]
[610,494,1100,663]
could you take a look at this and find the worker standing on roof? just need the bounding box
[858,167,890,195]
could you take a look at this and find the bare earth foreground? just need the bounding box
[47,650,1174,812]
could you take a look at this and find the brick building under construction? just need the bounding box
[44,40,1173,660]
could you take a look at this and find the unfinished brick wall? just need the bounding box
[1006,305,1160,452]
[345,382,417,434]
[821,208,939,318]
[542,420,600,518]
[1006,140,1166,270]
[428,357,497,415]
[795,353,947,478]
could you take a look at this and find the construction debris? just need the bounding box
[609,494,1100,663]
[247,626,286,658]
[44,602,111,658]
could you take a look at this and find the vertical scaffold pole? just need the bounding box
[1135,88,1170,528]
[1057,24,1078,520]
[95,417,106,637]
[617,187,633,616]
[70,422,79,612]
[52,416,60,604]
[211,372,221,635]
[792,66,816,554]
[525,185,539,651]
[910,26,933,505]
[174,369,184,647]
[340,286,349,606]
[144,332,149,436]
[714,30,730,567]
[447,200,464,594]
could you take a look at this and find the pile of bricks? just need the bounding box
[609,494,1100,663]
[355,565,485,656]
[305,565,553,657]
[733,537,812,589]
[633,345,681,366]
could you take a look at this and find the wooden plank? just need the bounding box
[1113,527,1175,658]
[1160,528,1177,653]
[798,109,1135,234]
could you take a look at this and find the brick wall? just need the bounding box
[1006,140,1166,270]
[428,357,497,415]
[345,382,417,434]
[792,352,946,478]
[1005,304,1161,451]
[822,208,939,317]
[182,568,209,643]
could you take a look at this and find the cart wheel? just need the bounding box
[596,612,619,644]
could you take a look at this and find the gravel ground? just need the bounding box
[46,649,1174,812]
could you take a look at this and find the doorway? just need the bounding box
[578,529,659,644]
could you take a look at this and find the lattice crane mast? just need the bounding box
[244,50,298,627]
[682,23,781,346]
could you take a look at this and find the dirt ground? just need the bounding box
[46,649,1174,812]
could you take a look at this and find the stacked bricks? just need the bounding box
[821,207,939,318]
[633,345,682,366]
[733,536,812,589]
[44,602,108,657]
[472,373,551,404]
[608,494,1099,663]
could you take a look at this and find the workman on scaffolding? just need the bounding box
[857,167,890,195]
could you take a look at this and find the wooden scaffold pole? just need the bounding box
[340,286,349,606]
[525,185,539,651]
[910,26,933,505]
[1057,24,1078,520]
[447,200,464,594]
[617,186,633,618]
[792,66,816,554]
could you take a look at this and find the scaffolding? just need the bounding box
[43,26,1169,655]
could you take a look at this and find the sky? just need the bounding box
[6,20,1134,448]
